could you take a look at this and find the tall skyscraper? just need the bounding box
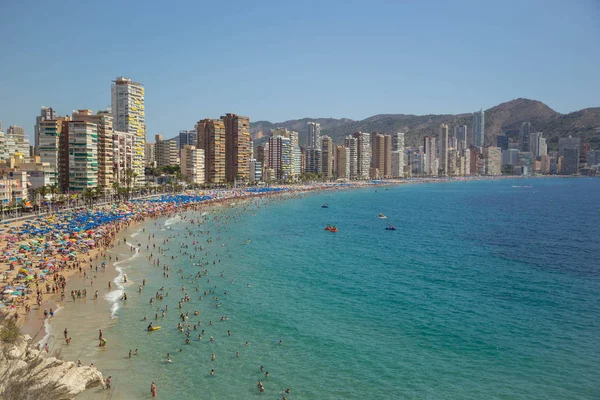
[483,147,502,175]
[520,122,532,152]
[113,130,135,186]
[353,132,371,179]
[66,121,98,191]
[321,136,333,178]
[305,147,322,174]
[529,132,546,158]
[266,134,292,180]
[472,110,485,148]
[222,113,250,182]
[111,77,145,184]
[344,136,358,179]
[271,128,300,179]
[559,135,580,175]
[371,133,385,178]
[72,109,114,189]
[307,122,321,148]
[196,119,226,183]
[35,106,56,153]
[423,136,436,176]
[39,117,68,185]
[439,124,449,175]
[335,146,350,178]
[179,130,198,149]
[454,125,467,152]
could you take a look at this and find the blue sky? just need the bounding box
[0,0,598,140]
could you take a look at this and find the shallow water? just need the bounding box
[45,178,600,399]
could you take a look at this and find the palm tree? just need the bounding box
[82,188,95,208]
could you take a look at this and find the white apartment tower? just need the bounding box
[353,132,371,179]
[344,136,358,179]
[111,77,145,184]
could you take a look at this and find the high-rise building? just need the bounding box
[7,126,30,157]
[180,144,205,184]
[266,134,292,180]
[335,146,350,178]
[72,110,114,189]
[196,119,226,183]
[35,106,56,153]
[113,130,134,186]
[483,147,502,175]
[321,136,333,178]
[307,122,321,148]
[559,135,580,175]
[392,132,405,152]
[519,122,532,152]
[155,134,179,168]
[439,124,449,175]
[111,77,145,184]
[222,114,250,182]
[144,143,155,167]
[469,146,480,176]
[462,148,471,176]
[423,136,436,176]
[344,136,358,179]
[455,125,468,152]
[502,149,519,166]
[353,132,371,179]
[472,110,485,148]
[391,133,404,178]
[305,147,322,175]
[178,130,198,150]
[65,121,98,191]
[249,159,262,182]
[39,117,69,186]
[496,135,509,151]
[391,151,404,177]
[370,133,385,178]
[271,128,300,180]
[447,148,458,176]
[529,132,542,158]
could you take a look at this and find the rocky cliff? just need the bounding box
[0,331,104,400]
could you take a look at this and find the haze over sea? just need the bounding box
[48,178,600,399]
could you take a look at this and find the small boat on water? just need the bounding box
[378,213,387,219]
[322,203,329,208]
[385,223,397,231]
[325,224,338,232]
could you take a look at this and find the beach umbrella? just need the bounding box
[25,275,34,281]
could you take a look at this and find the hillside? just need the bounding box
[250,98,600,150]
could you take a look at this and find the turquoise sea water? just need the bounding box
[54,178,599,399]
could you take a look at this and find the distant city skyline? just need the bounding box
[0,0,598,139]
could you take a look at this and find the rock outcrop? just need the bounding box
[0,331,104,400]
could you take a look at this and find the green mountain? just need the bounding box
[250,98,600,150]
